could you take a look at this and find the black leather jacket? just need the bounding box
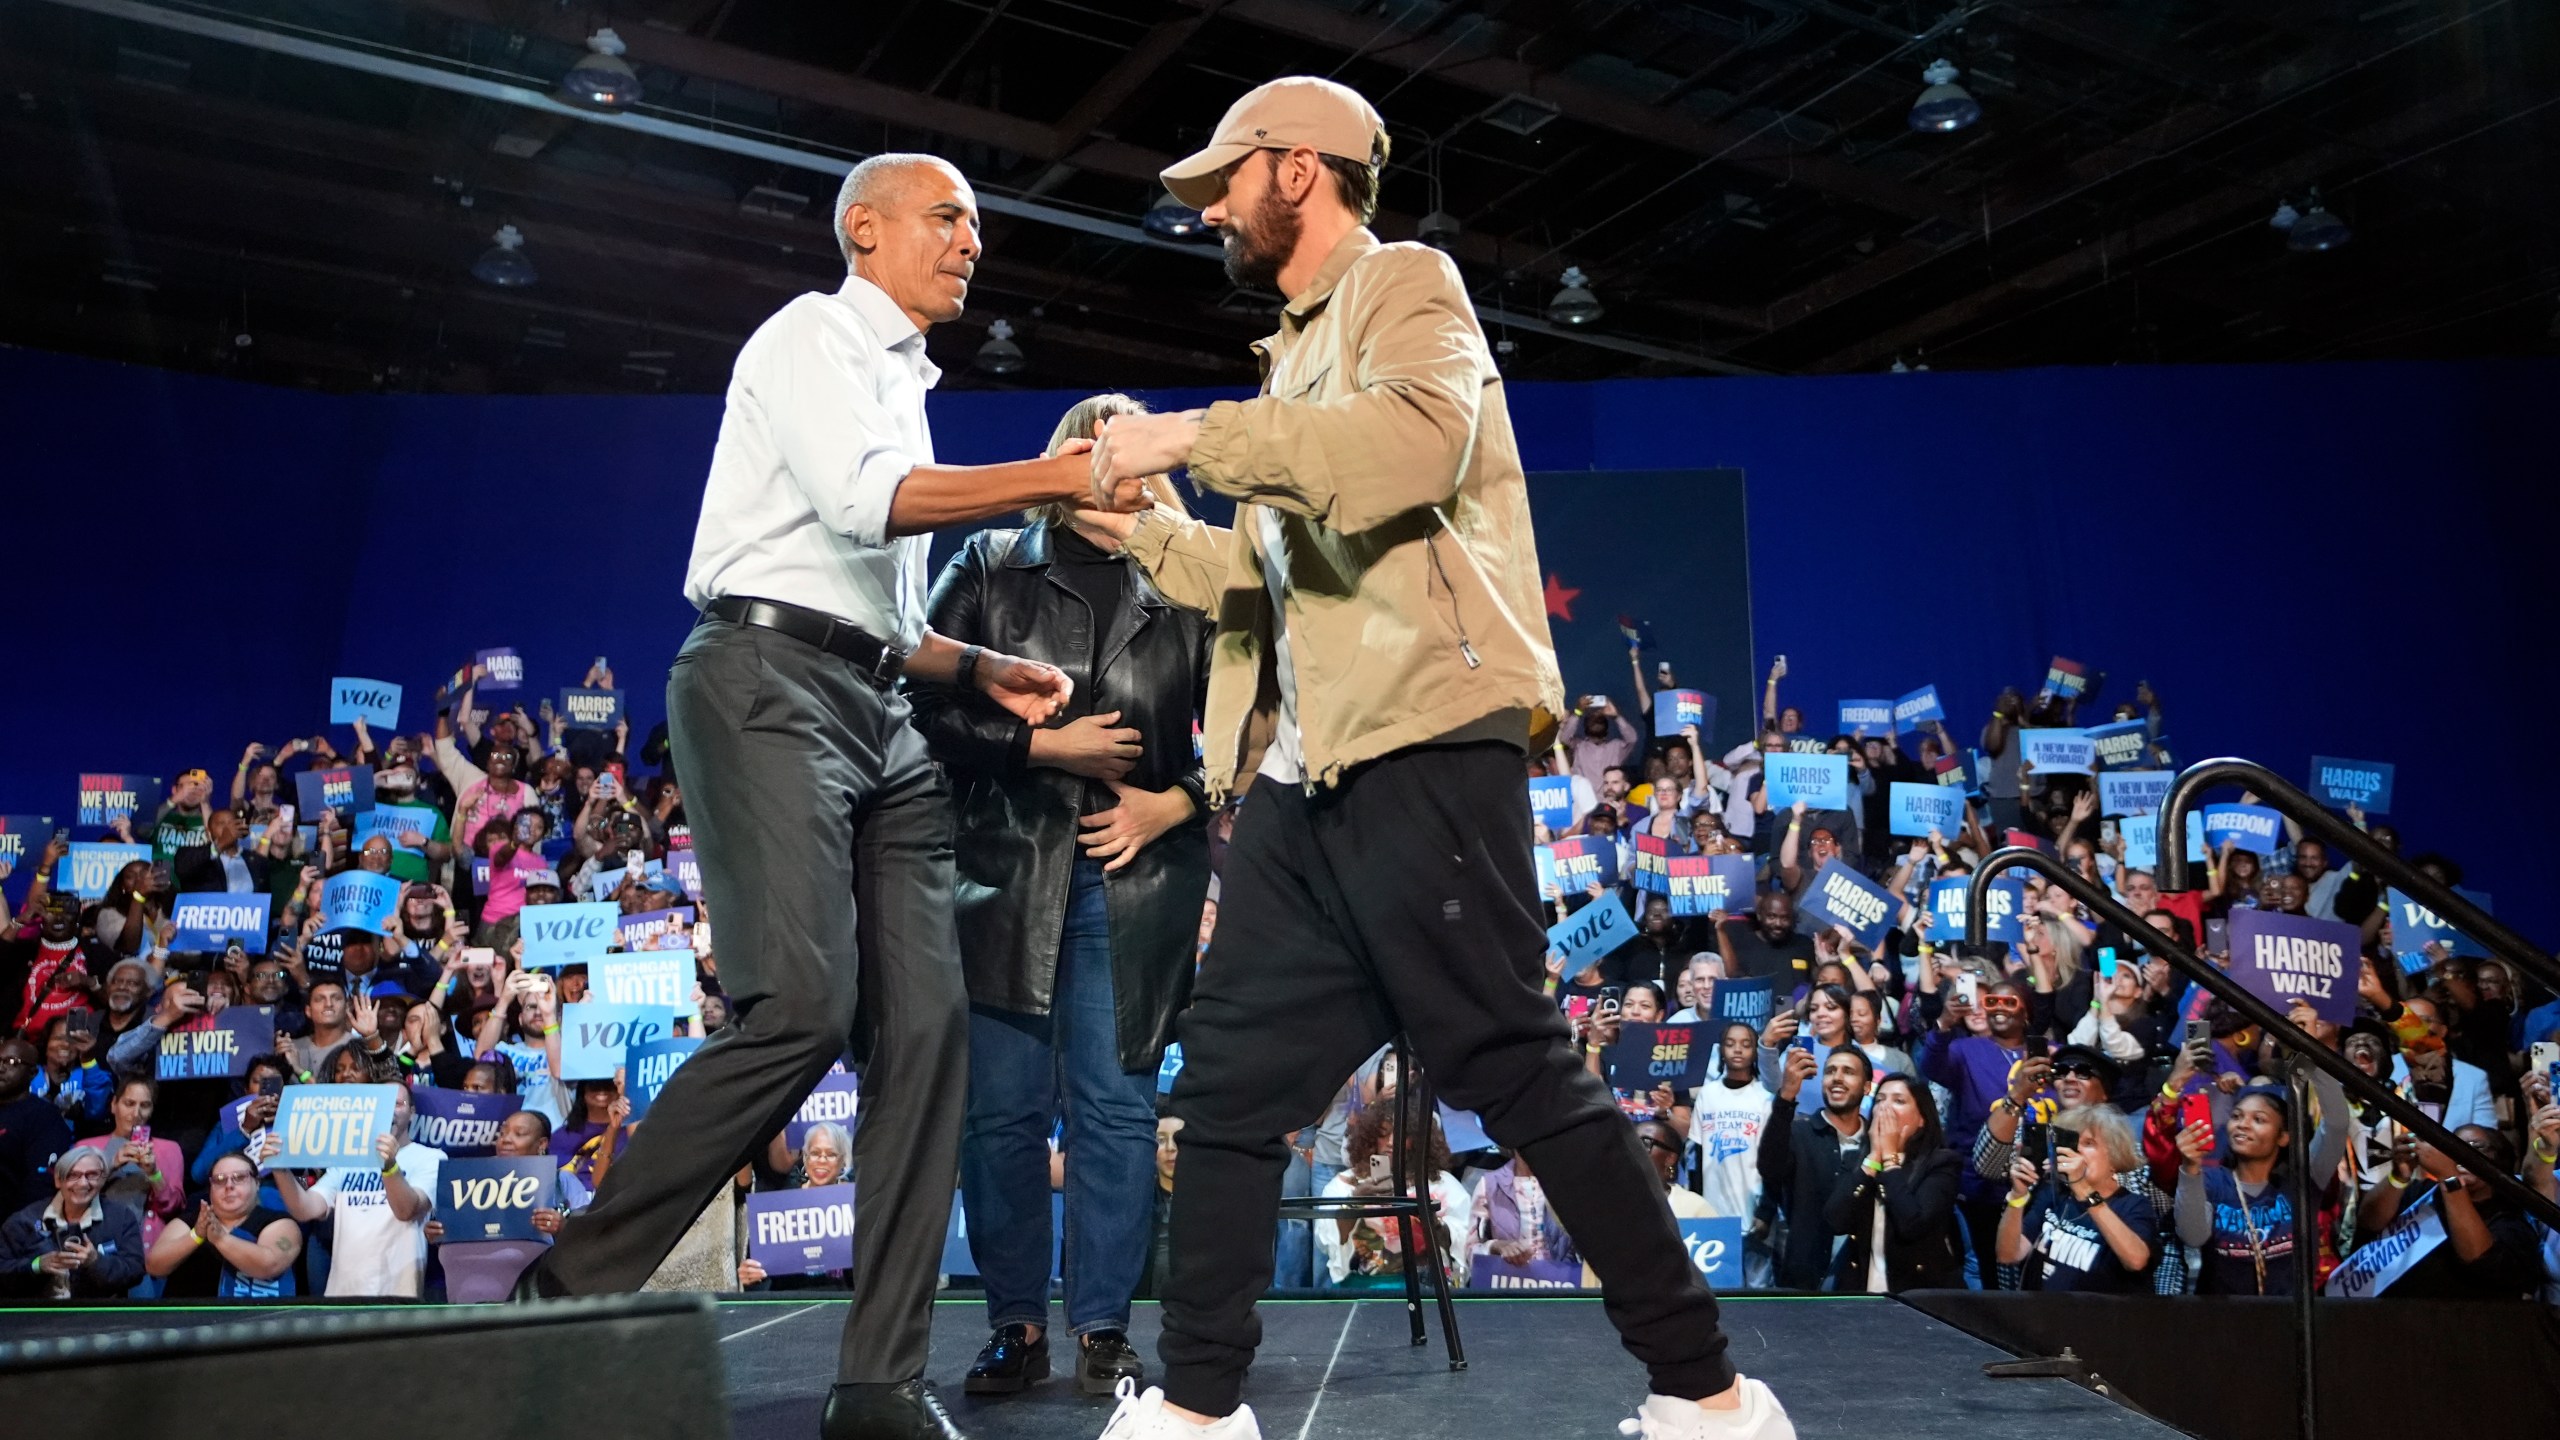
[908,522,1212,1071]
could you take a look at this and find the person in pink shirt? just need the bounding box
[81,1075,185,1249]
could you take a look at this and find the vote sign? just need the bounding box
[56,843,152,901]
[589,951,699,1019]
[328,677,402,729]
[265,1084,398,1170]
[1679,1217,1743,1290]
[439,1157,558,1242]
[1632,835,1673,894]
[747,1183,857,1276]
[1547,894,1634,974]
[519,901,619,969]
[76,773,157,828]
[2229,909,2357,1026]
[1666,854,1755,918]
[157,1007,274,1082]
[1546,836,1619,889]
[557,1002,673,1081]
[1797,859,1894,950]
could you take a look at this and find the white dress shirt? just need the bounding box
[682,274,939,649]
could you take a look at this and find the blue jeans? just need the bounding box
[961,859,1161,1335]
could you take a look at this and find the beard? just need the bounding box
[1221,183,1301,291]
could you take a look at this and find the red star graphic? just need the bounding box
[1543,572,1580,622]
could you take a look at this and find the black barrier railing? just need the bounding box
[1965,845,2560,1440]
[2156,756,2560,995]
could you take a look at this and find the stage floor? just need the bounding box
[1,1296,2177,1439]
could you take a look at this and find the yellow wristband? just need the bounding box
[188,1228,206,1247]
[381,1161,400,1178]
[2006,1192,2032,1209]
[2384,1171,2410,1190]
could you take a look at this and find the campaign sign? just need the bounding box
[2098,770,2172,818]
[1838,699,1895,736]
[1632,835,1673,894]
[748,1183,857,1276]
[409,1086,522,1158]
[1764,752,1849,811]
[2309,756,2394,815]
[1710,976,1776,1030]
[1603,1021,1710,1092]
[559,687,623,730]
[474,647,524,692]
[354,803,440,857]
[1930,755,1967,790]
[328,677,402,729]
[520,901,619,969]
[1528,776,1576,833]
[1924,876,2019,945]
[2229,909,2357,1026]
[2044,657,2090,697]
[1654,690,1713,739]
[439,1156,558,1242]
[2202,804,2284,856]
[157,1007,274,1081]
[75,774,157,829]
[622,1035,702,1122]
[1547,894,1634,974]
[1467,1256,1585,1291]
[667,849,703,902]
[1797,859,1895,951]
[318,870,399,936]
[1679,1217,1744,1290]
[293,765,376,819]
[1783,734,1831,755]
[2017,729,2094,775]
[2084,720,2150,772]
[1666,855,1755,918]
[0,815,51,880]
[169,893,271,953]
[616,907,696,953]
[1438,1103,1493,1153]
[265,1084,397,1170]
[469,857,491,897]
[590,952,699,1020]
[1533,845,1560,898]
[784,1071,862,1151]
[1893,685,1945,732]
[1157,1044,1184,1094]
[1547,836,1618,889]
[2386,888,2466,971]
[2120,813,2159,872]
[557,1003,673,1081]
[1888,782,1964,839]
[2449,888,2494,960]
[56,842,152,901]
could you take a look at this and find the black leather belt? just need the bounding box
[700,595,908,687]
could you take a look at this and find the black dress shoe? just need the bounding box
[1076,1330,1145,1396]
[822,1380,967,1440]
[963,1323,1050,1394]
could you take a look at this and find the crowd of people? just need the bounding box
[1,650,2554,1309]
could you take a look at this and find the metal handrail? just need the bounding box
[1964,846,2560,1236]
[2155,757,2560,994]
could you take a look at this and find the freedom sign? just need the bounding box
[328,677,402,729]
[56,842,151,901]
[76,774,157,829]
[1653,690,1713,739]
[1888,781,1963,839]
[2098,770,2171,817]
[784,1071,862,1152]
[1797,859,1895,950]
[1666,855,1755,918]
[157,1007,275,1081]
[520,901,619,969]
[2308,756,2394,814]
[747,1183,856,1276]
[409,1087,522,1158]
[265,1084,398,1170]
[558,687,623,729]
[1547,894,1634,974]
[1838,699,1895,736]
[439,1157,558,1242]
[557,1002,673,1081]
[169,893,271,953]
[318,870,399,936]
[2229,909,2357,1026]
[2201,803,2284,856]
[1893,685,1945,732]
[1529,776,1576,833]
[1764,752,1848,810]
[2017,729,2093,775]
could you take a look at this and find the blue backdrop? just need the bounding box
[5,344,2552,943]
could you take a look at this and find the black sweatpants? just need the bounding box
[1158,742,1738,1415]
[539,617,968,1386]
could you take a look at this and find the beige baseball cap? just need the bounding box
[1160,76,1387,209]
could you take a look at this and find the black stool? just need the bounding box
[1276,1035,1467,1370]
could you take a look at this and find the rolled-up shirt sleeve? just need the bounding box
[756,305,922,550]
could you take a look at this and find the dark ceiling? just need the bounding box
[3,0,2554,394]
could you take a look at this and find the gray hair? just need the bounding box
[833,153,962,267]
[801,1121,853,1174]
[54,1142,113,1183]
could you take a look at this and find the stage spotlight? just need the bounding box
[1547,267,1603,326]
[976,319,1025,376]
[1142,190,1212,241]
[1417,209,1463,250]
[1908,59,1981,133]
[560,28,642,111]
[2286,190,2351,252]
[471,225,537,288]
[2269,200,2301,231]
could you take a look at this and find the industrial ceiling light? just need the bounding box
[1908,59,1981,133]
[2269,199,2301,230]
[1140,189,1211,241]
[471,224,537,287]
[976,318,1025,375]
[1546,266,1603,326]
[2285,188,2351,252]
[1417,209,1463,250]
[559,28,641,111]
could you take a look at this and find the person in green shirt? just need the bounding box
[149,770,214,864]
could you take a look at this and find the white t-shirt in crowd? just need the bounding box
[1687,1078,1775,1222]
[310,1141,444,1297]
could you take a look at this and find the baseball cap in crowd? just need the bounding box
[1160,76,1387,209]
[524,869,562,891]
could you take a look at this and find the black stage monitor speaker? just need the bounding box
[0,1294,728,1439]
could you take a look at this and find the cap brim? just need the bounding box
[1162,142,1257,210]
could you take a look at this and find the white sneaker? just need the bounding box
[1616,1378,1795,1440]
[1096,1379,1263,1440]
